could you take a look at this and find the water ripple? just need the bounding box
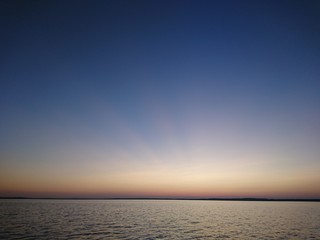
[1,200,320,239]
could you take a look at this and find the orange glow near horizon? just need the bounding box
[1,150,320,198]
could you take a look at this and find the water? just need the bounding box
[1,200,319,239]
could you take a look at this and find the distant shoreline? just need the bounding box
[1,197,319,202]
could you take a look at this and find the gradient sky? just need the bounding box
[1,0,320,198]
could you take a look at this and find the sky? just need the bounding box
[1,0,320,198]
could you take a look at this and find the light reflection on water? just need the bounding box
[1,200,320,239]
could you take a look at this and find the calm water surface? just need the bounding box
[1,199,320,239]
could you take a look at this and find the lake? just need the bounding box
[1,199,319,239]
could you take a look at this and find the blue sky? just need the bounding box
[1,0,319,198]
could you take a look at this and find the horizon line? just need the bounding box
[1,197,320,202]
